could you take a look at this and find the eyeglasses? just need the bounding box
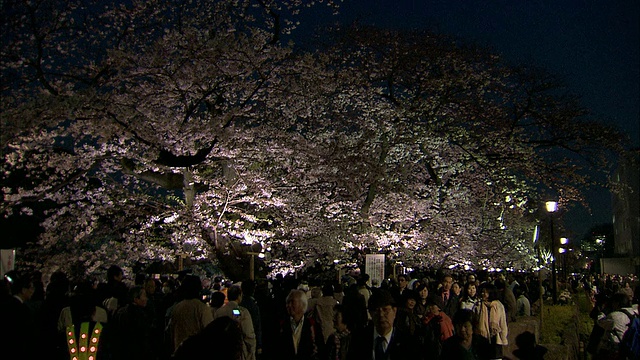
[372,306,394,315]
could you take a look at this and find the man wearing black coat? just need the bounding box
[438,274,459,319]
[275,289,319,360]
[347,289,420,360]
[110,285,153,360]
[0,272,38,358]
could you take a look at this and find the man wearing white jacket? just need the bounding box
[597,292,638,357]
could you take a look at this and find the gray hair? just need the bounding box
[310,287,323,299]
[286,289,308,310]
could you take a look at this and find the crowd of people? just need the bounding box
[583,273,640,360]
[1,265,637,360]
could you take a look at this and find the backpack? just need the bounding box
[618,309,639,360]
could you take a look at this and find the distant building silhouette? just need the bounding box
[611,147,640,273]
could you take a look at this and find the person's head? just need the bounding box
[368,289,397,336]
[333,304,349,333]
[49,270,68,284]
[162,280,175,294]
[286,289,308,322]
[467,274,476,285]
[107,265,124,283]
[227,285,243,302]
[410,279,422,290]
[46,271,70,298]
[611,292,631,309]
[129,285,148,307]
[322,283,334,297]
[515,331,537,350]
[464,282,477,299]
[10,273,35,301]
[452,282,461,296]
[310,287,322,299]
[241,279,256,297]
[514,286,525,298]
[180,275,203,300]
[297,282,310,298]
[494,277,506,291]
[479,283,499,302]
[453,309,475,342]
[403,290,418,310]
[144,278,157,296]
[397,274,409,290]
[210,291,226,308]
[442,275,453,291]
[69,282,98,323]
[134,273,146,286]
[416,284,429,300]
[427,295,444,315]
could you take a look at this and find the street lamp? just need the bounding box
[560,237,569,279]
[545,200,558,304]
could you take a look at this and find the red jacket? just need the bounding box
[423,312,454,341]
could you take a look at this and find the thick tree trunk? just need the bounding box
[360,135,389,220]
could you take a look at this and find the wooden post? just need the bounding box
[177,253,187,272]
[393,262,397,280]
[247,252,261,281]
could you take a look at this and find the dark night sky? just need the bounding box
[301,0,640,240]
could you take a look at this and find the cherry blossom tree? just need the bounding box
[1,2,625,279]
[268,26,625,273]
[1,0,341,278]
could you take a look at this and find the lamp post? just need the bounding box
[533,224,544,331]
[546,200,558,304]
[559,237,569,280]
[596,237,605,275]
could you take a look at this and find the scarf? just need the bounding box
[476,300,508,345]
